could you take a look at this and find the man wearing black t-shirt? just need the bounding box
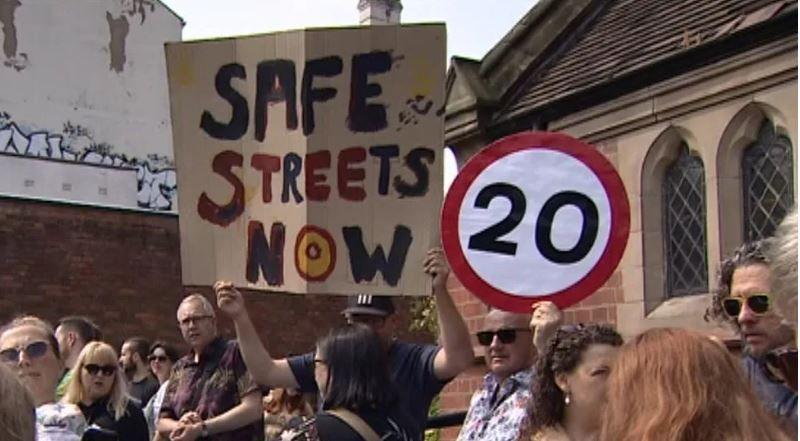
[120,337,160,407]
[215,247,474,440]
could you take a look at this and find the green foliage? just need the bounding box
[410,296,439,335]
[424,395,441,441]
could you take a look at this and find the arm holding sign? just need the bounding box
[215,281,300,389]
[424,248,475,380]
[530,301,564,353]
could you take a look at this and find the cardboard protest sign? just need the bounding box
[165,24,445,296]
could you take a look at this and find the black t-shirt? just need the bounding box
[78,398,149,441]
[314,407,415,441]
[129,375,160,408]
[288,341,447,439]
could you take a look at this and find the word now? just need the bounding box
[198,146,435,227]
[247,221,412,287]
[201,51,394,141]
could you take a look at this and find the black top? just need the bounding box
[314,407,415,441]
[78,397,149,441]
[288,341,446,438]
[129,375,160,408]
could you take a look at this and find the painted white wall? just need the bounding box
[0,153,138,207]
[0,0,182,210]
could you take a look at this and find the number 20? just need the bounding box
[467,183,600,264]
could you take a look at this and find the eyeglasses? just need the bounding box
[148,355,168,363]
[476,328,530,346]
[0,341,49,364]
[722,294,771,317]
[83,364,117,376]
[178,315,214,327]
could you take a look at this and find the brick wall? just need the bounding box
[0,196,431,356]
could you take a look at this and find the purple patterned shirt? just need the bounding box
[457,367,535,441]
[160,337,263,441]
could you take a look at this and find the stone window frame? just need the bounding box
[641,126,710,315]
[716,102,795,259]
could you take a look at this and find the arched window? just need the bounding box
[742,121,794,241]
[662,144,708,297]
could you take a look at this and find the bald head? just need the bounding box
[480,309,535,381]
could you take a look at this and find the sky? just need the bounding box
[159,0,537,189]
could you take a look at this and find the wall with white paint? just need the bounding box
[0,0,182,210]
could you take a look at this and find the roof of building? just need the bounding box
[445,0,797,143]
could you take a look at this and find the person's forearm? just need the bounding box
[156,416,180,435]
[434,283,475,377]
[205,393,262,435]
[233,312,297,388]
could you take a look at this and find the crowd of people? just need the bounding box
[0,208,797,441]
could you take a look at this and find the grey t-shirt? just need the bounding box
[129,375,160,408]
[288,340,447,438]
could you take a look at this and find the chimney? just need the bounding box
[358,0,402,25]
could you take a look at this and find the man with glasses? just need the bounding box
[0,315,88,439]
[215,247,474,440]
[706,241,797,432]
[457,302,562,441]
[156,294,263,441]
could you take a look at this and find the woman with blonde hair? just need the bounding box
[599,328,791,441]
[62,341,148,441]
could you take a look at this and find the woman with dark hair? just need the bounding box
[143,340,180,438]
[310,323,414,441]
[599,328,790,441]
[530,324,623,441]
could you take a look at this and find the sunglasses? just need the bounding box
[476,328,530,346]
[84,364,117,376]
[722,294,770,317]
[0,341,49,364]
[148,355,169,363]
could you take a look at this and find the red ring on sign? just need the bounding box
[441,131,630,313]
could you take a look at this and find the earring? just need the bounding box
[564,393,571,405]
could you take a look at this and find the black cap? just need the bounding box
[342,295,395,317]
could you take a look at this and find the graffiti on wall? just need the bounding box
[0,111,177,210]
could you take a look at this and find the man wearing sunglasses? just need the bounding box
[458,302,562,441]
[215,247,475,440]
[0,315,88,439]
[706,241,797,433]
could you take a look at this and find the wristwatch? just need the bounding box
[200,421,209,438]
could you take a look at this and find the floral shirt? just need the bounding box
[160,337,263,441]
[36,402,87,441]
[457,368,535,441]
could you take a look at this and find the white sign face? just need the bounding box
[457,148,612,296]
[441,131,630,312]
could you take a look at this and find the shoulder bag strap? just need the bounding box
[325,408,381,441]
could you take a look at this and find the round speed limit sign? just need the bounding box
[441,131,630,312]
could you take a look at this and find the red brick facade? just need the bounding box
[0,196,431,356]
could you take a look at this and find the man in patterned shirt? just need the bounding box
[457,302,562,441]
[157,294,263,441]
